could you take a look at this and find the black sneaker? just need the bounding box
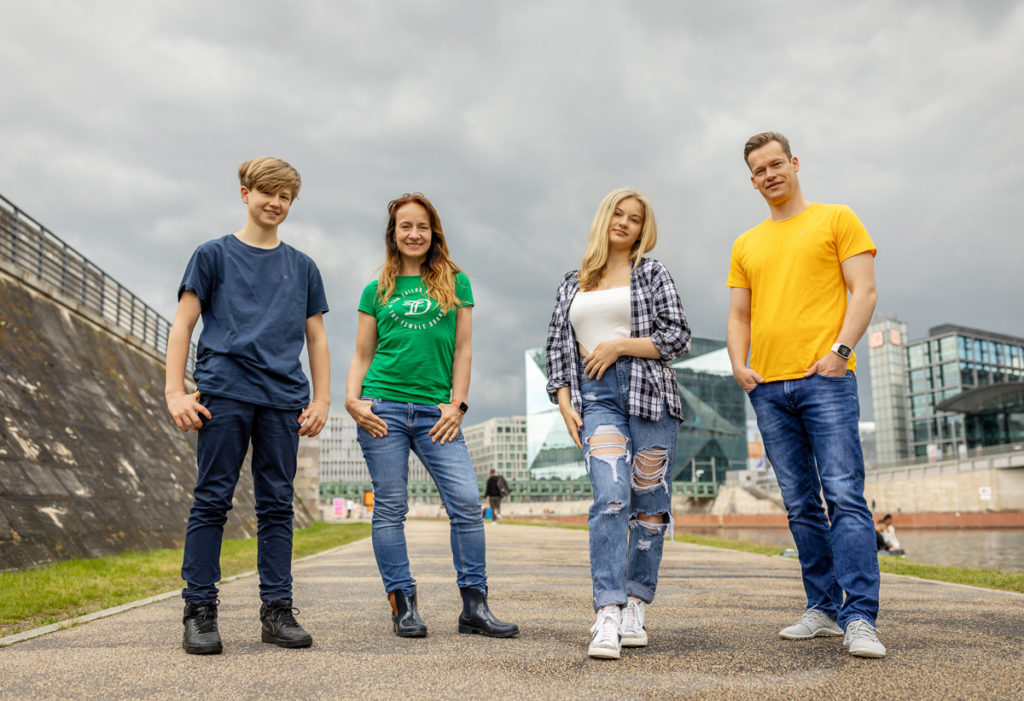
[260,599,313,648]
[182,601,222,655]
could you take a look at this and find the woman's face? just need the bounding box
[607,197,644,252]
[394,202,432,264]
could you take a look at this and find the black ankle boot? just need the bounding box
[389,586,427,637]
[260,599,313,648]
[182,601,222,655]
[458,587,519,638]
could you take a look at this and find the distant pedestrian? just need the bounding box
[484,469,509,521]
[727,131,885,658]
[344,193,518,639]
[165,157,329,655]
[545,188,691,659]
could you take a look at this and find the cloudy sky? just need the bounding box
[2,1,1022,422]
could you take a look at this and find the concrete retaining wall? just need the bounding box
[0,263,313,571]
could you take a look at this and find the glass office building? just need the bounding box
[904,324,1024,458]
[524,338,747,483]
[867,314,911,463]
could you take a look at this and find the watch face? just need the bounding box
[838,345,852,359]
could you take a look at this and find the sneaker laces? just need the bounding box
[621,599,645,633]
[798,606,828,625]
[846,619,879,642]
[590,607,620,646]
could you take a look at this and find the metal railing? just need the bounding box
[0,192,195,373]
[319,479,719,501]
[871,441,1024,471]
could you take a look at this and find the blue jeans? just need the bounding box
[357,399,487,596]
[579,357,678,611]
[748,372,880,628]
[182,395,300,604]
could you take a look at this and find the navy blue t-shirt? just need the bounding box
[178,234,329,410]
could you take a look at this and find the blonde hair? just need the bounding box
[238,157,302,197]
[577,188,657,291]
[377,193,463,312]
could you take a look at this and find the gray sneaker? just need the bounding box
[844,619,886,658]
[778,608,843,639]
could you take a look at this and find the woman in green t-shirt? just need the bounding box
[344,193,518,640]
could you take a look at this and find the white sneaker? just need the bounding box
[844,619,886,658]
[619,597,648,647]
[778,607,843,639]
[588,605,622,659]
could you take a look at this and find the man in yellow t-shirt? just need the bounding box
[726,132,885,659]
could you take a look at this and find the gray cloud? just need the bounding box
[2,1,1022,422]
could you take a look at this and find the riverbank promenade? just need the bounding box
[2,521,1022,699]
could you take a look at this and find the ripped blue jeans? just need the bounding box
[579,356,678,611]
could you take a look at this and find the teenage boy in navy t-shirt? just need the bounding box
[165,157,330,655]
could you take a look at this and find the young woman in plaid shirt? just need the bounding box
[544,188,691,659]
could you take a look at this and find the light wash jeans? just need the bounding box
[357,398,487,596]
[748,371,880,627]
[579,356,678,611]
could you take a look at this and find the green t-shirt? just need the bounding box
[359,273,473,405]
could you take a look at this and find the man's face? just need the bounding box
[747,141,799,205]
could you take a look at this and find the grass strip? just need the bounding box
[506,519,1024,594]
[0,521,369,638]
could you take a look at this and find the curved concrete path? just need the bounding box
[1,521,1022,699]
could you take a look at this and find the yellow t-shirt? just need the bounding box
[727,203,876,382]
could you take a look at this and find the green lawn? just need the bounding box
[0,521,369,639]
[506,519,1024,594]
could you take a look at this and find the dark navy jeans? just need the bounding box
[181,395,300,604]
[748,371,879,628]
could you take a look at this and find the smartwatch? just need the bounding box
[454,401,469,414]
[830,343,853,360]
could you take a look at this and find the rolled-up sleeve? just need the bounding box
[544,273,574,404]
[649,263,691,361]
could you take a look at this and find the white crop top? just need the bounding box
[569,286,631,354]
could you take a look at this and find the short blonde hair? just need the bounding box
[238,157,302,198]
[578,188,657,291]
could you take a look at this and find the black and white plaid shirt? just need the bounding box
[544,258,691,422]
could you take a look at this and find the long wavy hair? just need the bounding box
[377,193,463,312]
[577,188,658,291]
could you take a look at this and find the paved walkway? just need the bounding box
[1,521,1022,699]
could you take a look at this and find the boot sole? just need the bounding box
[458,623,519,638]
[261,630,312,648]
[183,641,222,655]
[394,626,428,638]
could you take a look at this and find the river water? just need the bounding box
[684,527,1024,572]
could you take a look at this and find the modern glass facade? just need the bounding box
[525,348,587,479]
[904,325,1024,459]
[867,314,910,463]
[524,338,747,483]
[670,338,747,481]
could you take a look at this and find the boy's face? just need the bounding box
[241,186,293,230]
